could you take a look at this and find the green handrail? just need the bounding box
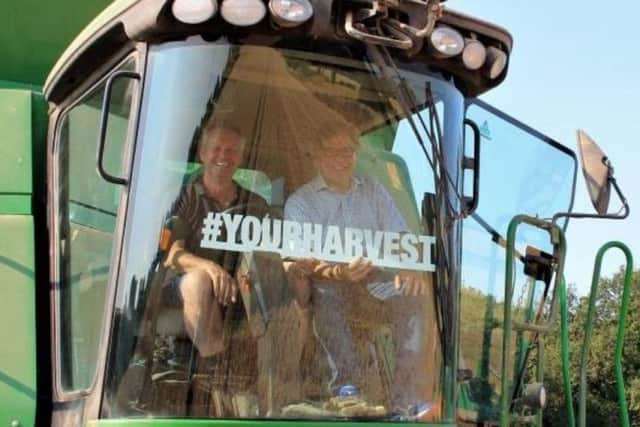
[578,241,634,427]
[514,277,538,381]
[559,277,575,427]
[499,215,566,427]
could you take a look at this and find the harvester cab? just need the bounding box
[0,0,631,426]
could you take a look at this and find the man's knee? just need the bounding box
[180,269,213,303]
[178,270,225,356]
[198,337,225,357]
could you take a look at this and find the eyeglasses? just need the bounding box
[321,144,359,158]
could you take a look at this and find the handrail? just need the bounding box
[96,70,140,186]
[578,241,634,427]
[499,215,567,427]
[559,277,576,427]
[513,277,538,391]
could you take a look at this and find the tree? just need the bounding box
[543,268,640,426]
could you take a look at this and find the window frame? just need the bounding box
[50,48,143,402]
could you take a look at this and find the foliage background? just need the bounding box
[543,269,640,426]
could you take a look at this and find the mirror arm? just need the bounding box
[551,174,630,224]
[610,176,630,219]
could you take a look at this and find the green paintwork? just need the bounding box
[31,92,49,196]
[45,0,138,95]
[559,278,576,427]
[0,195,31,215]
[0,89,33,196]
[0,89,48,216]
[356,141,420,232]
[2,0,113,86]
[87,421,456,427]
[0,82,46,427]
[578,242,634,427]
[0,216,36,427]
[0,80,42,92]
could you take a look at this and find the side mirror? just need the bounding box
[577,129,611,215]
[552,129,629,224]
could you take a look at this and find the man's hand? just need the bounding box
[335,256,377,283]
[201,260,238,305]
[284,259,315,309]
[394,270,427,296]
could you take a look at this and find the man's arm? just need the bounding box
[284,257,375,283]
[165,239,239,305]
[371,180,431,296]
[284,194,376,284]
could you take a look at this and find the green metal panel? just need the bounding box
[87,421,456,427]
[1,0,113,86]
[0,216,36,427]
[356,142,420,232]
[0,80,42,92]
[31,92,49,192]
[45,0,139,95]
[0,89,33,196]
[0,89,48,215]
[0,195,31,215]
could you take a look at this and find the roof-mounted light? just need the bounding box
[269,0,313,27]
[462,39,486,70]
[172,0,218,24]
[429,26,464,57]
[221,0,266,26]
[484,46,508,79]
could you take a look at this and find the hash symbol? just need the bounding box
[201,212,223,246]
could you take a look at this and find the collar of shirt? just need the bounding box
[309,174,364,194]
[192,175,245,208]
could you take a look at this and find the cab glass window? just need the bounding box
[457,101,576,422]
[103,41,464,421]
[56,57,137,392]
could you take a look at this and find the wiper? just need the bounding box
[366,45,465,220]
[366,45,531,377]
[367,44,525,264]
[366,43,461,374]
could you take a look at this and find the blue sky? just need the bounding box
[449,0,640,295]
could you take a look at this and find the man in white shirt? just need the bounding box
[284,126,429,412]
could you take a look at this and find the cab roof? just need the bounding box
[43,0,513,102]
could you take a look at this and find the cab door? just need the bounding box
[49,54,141,426]
[458,99,577,423]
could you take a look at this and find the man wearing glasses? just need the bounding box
[284,125,429,415]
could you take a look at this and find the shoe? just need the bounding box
[336,384,360,397]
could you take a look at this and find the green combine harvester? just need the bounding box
[0,1,633,426]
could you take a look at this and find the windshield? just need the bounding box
[103,40,465,421]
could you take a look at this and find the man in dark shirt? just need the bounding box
[164,123,268,357]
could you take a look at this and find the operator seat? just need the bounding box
[355,142,421,233]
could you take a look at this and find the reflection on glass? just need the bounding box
[57,58,136,392]
[103,41,466,421]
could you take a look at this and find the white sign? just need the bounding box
[200,213,435,272]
